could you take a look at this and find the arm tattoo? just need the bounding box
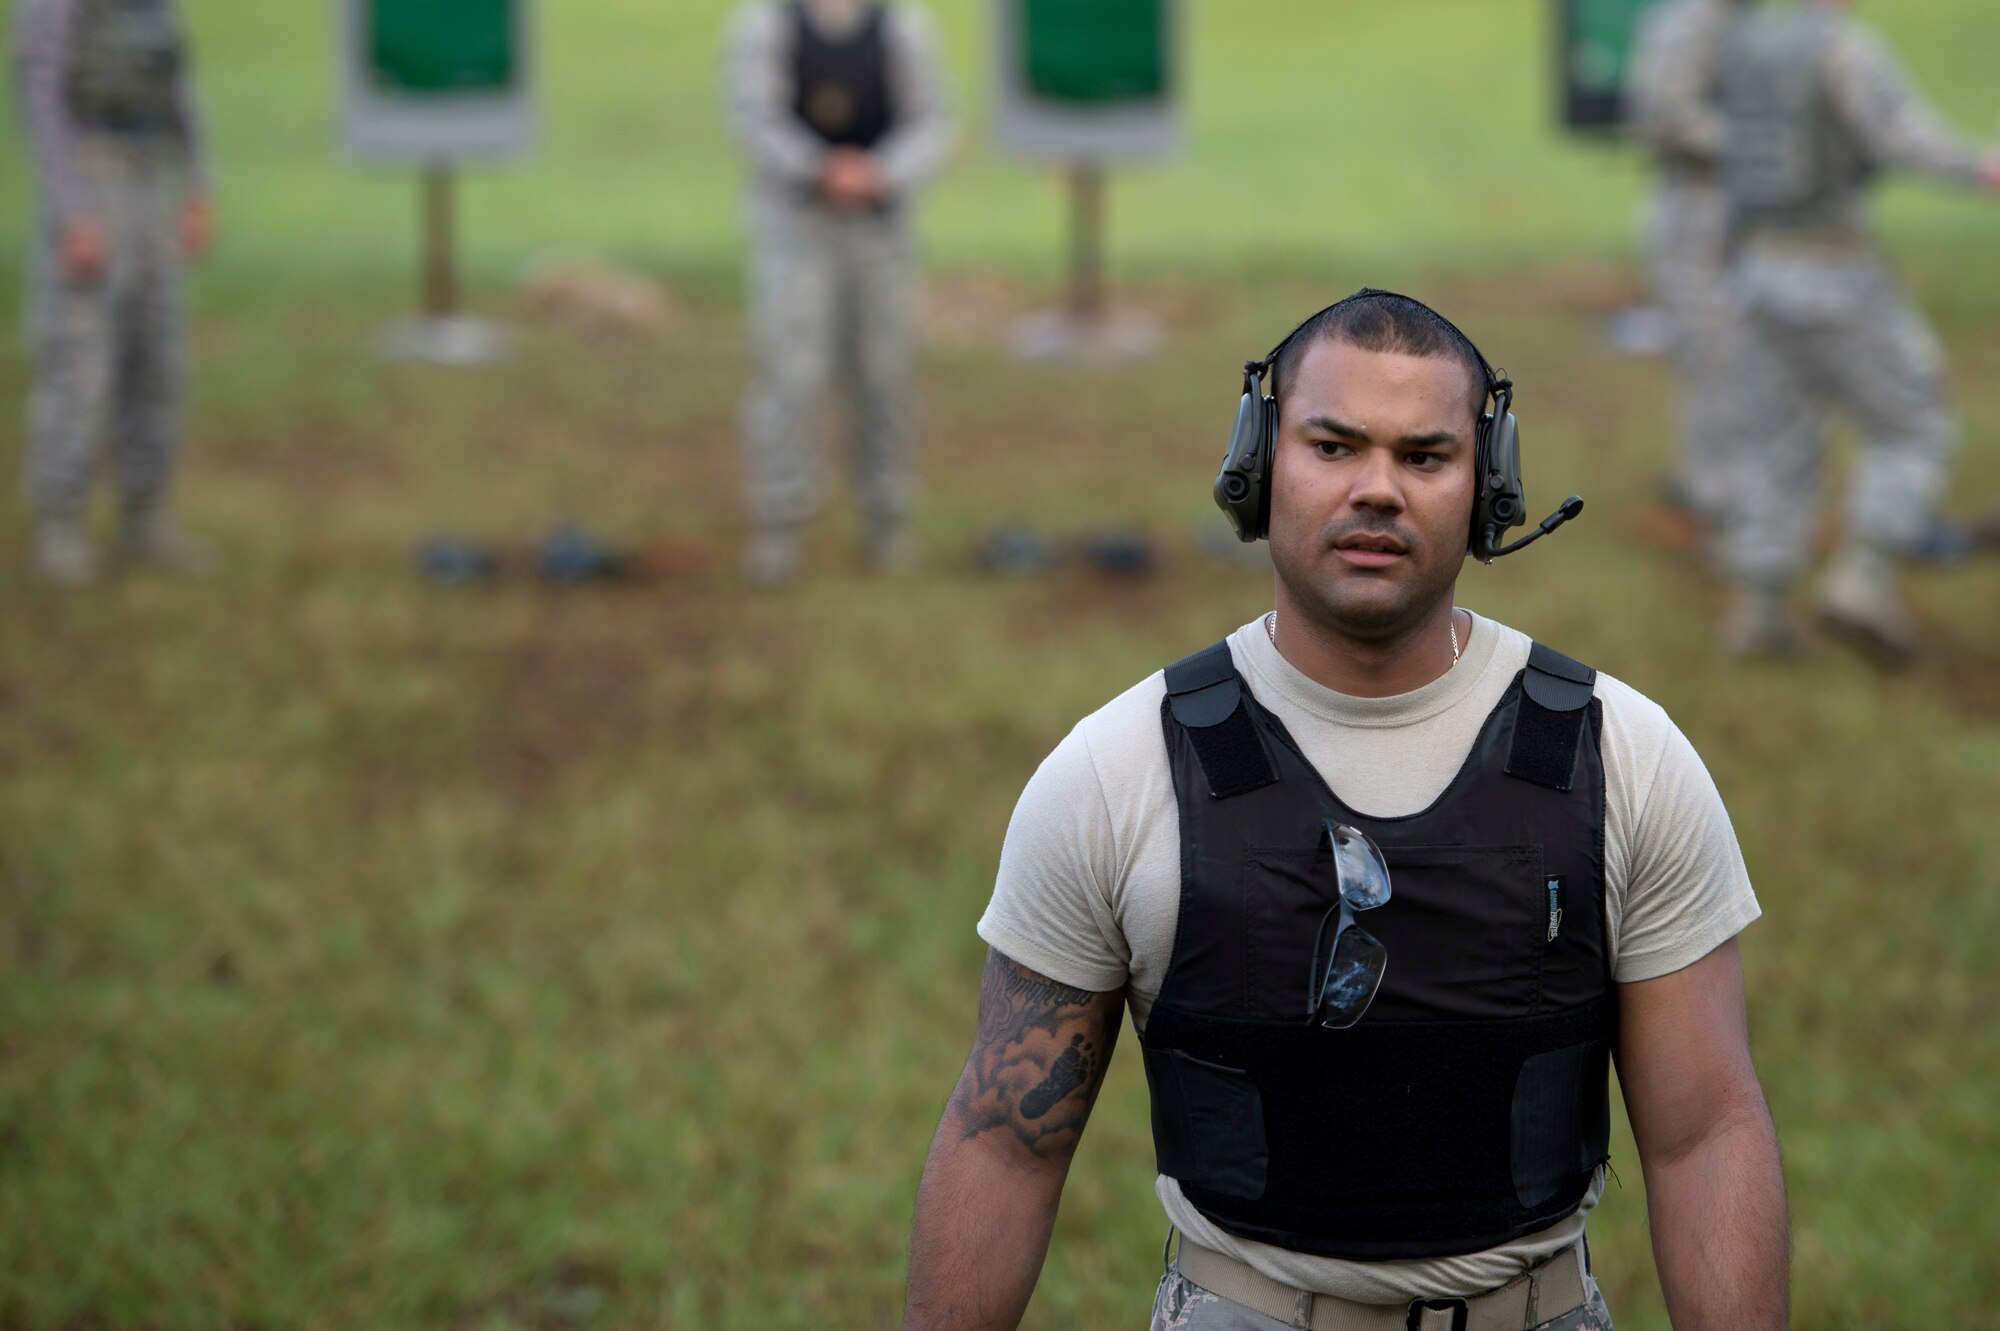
[947,950,1122,1159]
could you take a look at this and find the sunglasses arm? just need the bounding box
[1305,901,1341,1021]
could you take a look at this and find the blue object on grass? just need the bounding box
[414,536,498,584]
[536,525,628,582]
[975,526,1063,576]
[1079,531,1157,575]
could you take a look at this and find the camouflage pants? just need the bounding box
[739,194,916,533]
[1644,174,1737,520]
[1148,1269,1614,1330]
[24,135,186,526]
[1716,246,1955,587]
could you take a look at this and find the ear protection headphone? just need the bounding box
[1211,288,1583,563]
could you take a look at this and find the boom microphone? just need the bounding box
[1483,495,1585,560]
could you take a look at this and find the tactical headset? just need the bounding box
[1211,288,1583,563]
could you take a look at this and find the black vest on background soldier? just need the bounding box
[1721,5,1867,232]
[789,0,895,151]
[65,0,188,136]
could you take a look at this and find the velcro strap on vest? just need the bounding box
[1165,642,1277,800]
[1507,643,1596,792]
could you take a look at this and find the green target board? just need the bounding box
[1558,0,1667,129]
[1021,0,1167,104]
[343,0,533,159]
[370,0,516,94]
[994,0,1180,159]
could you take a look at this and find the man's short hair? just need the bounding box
[1269,291,1493,422]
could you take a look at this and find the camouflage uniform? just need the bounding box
[721,0,954,577]
[1626,0,1739,523]
[11,0,210,580]
[1716,3,1993,654]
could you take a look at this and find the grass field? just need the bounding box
[3,2,2000,1328]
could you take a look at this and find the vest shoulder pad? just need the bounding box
[1524,642,1596,713]
[1164,640,1243,729]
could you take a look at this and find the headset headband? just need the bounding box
[1253,287,1512,413]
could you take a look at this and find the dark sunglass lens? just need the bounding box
[1316,927,1387,1029]
[1329,823,1391,910]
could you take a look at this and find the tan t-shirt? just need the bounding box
[977,611,1761,1303]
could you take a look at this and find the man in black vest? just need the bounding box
[722,0,954,585]
[905,293,1787,1329]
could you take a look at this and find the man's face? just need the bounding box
[1266,338,1480,640]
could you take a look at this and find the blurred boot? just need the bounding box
[1723,584,1800,660]
[1905,518,1976,566]
[32,519,98,586]
[116,510,218,577]
[743,525,802,587]
[863,523,919,576]
[1816,545,1913,666]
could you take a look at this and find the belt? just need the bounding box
[1174,1237,1588,1331]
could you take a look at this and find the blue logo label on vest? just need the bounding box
[1546,876,1564,942]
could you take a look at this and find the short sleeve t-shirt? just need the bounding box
[977,611,1760,1303]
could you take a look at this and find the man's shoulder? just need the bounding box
[726,1,790,43]
[879,2,943,50]
[1587,664,1676,740]
[1071,658,1173,761]
[1818,10,1899,81]
[10,0,71,44]
[1062,631,1269,779]
[1643,0,1724,43]
[1504,628,1680,755]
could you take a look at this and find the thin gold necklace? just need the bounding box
[1266,609,1463,666]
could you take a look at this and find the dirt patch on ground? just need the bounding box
[999,564,1186,645]
[477,588,726,798]
[220,435,411,505]
[1916,616,2000,722]
[514,254,682,343]
[922,269,1218,347]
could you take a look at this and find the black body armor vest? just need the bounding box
[66,0,187,136]
[789,1,896,149]
[1140,639,1616,1260]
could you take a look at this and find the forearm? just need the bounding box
[1829,28,1986,186]
[173,74,213,195]
[905,1100,1069,1331]
[722,7,827,190]
[874,11,954,195]
[904,951,1123,1330]
[14,0,84,221]
[1643,1101,1789,1330]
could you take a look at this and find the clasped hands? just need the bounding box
[817,147,887,210]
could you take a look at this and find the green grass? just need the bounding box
[4,2,2000,1328]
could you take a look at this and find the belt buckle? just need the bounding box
[1405,1297,1469,1331]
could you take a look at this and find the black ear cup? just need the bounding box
[1469,406,1527,563]
[1213,385,1277,542]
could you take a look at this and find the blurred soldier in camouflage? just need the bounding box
[722,0,955,585]
[1716,0,2000,660]
[12,0,216,586]
[1627,0,1744,527]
